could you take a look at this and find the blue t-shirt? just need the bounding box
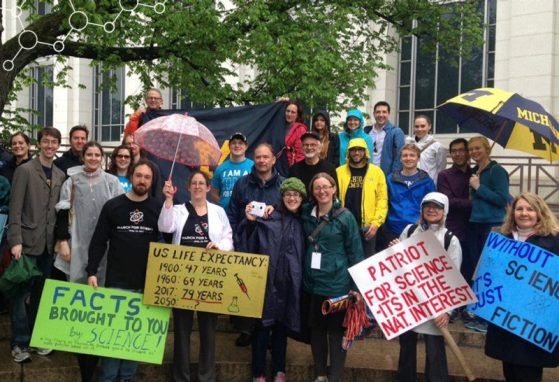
[117,175,132,193]
[211,158,254,208]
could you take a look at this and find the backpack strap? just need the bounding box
[404,224,418,239]
[444,230,455,251]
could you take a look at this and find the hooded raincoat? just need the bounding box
[336,138,387,229]
[399,192,462,335]
[237,209,304,332]
[338,109,374,166]
[55,167,123,285]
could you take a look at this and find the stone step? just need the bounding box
[0,313,488,348]
[2,331,559,381]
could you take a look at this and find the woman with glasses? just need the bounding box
[301,172,363,382]
[107,145,133,192]
[237,177,306,382]
[159,171,233,382]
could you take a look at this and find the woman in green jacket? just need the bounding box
[301,172,364,382]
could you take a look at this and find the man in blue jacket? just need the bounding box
[364,101,406,176]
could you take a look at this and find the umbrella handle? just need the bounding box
[166,176,178,196]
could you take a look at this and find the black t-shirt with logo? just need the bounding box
[181,202,210,248]
[86,194,161,290]
[344,165,367,227]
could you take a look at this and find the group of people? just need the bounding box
[0,89,557,382]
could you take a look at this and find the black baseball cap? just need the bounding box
[229,132,248,143]
[300,131,321,142]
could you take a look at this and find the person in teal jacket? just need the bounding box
[338,109,374,166]
[301,172,363,382]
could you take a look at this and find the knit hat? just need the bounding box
[280,177,307,198]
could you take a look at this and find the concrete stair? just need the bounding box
[0,315,558,381]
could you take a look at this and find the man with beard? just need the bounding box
[336,138,388,257]
[289,131,337,191]
[86,160,161,382]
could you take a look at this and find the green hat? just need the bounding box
[280,177,307,198]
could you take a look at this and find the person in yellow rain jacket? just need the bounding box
[336,138,388,257]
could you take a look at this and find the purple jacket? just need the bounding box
[437,165,472,241]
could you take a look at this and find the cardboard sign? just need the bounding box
[144,242,269,318]
[30,280,170,364]
[470,232,559,352]
[349,230,476,340]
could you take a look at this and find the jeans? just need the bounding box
[99,288,141,382]
[99,357,138,382]
[10,252,53,347]
[251,323,288,378]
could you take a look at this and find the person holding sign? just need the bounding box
[485,192,559,382]
[237,177,306,382]
[301,172,364,382]
[159,171,233,382]
[391,192,462,382]
[86,160,161,382]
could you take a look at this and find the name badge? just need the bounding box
[311,252,322,270]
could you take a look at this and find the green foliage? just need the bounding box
[0,0,485,134]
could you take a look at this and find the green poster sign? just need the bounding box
[31,280,171,364]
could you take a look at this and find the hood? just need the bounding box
[346,138,370,162]
[344,109,364,133]
[312,110,331,133]
[420,192,449,225]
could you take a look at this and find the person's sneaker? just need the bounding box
[274,372,286,382]
[235,332,252,347]
[11,345,31,363]
[30,347,53,356]
[252,376,266,382]
[448,310,460,323]
[475,320,488,333]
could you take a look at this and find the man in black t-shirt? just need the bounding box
[289,131,338,192]
[336,138,388,258]
[86,159,161,381]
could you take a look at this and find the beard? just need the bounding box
[132,183,150,196]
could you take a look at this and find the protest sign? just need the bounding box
[469,232,559,352]
[144,242,268,318]
[349,230,476,340]
[31,280,170,364]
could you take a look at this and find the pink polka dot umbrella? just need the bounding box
[134,113,221,176]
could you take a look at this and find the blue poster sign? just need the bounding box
[470,232,559,352]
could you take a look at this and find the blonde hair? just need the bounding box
[400,143,421,158]
[501,192,559,236]
[469,136,492,156]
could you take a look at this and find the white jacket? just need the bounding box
[158,201,234,251]
[399,223,462,336]
[407,135,447,184]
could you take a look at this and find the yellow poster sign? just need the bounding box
[144,242,269,318]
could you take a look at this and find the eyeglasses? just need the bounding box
[146,97,162,101]
[303,143,318,148]
[283,192,302,199]
[116,154,131,159]
[314,185,333,192]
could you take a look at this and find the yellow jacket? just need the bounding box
[336,138,388,228]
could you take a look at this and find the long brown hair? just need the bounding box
[107,144,133,177]
[501,192,559,236]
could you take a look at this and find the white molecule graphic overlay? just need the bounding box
[1,0,168,71]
